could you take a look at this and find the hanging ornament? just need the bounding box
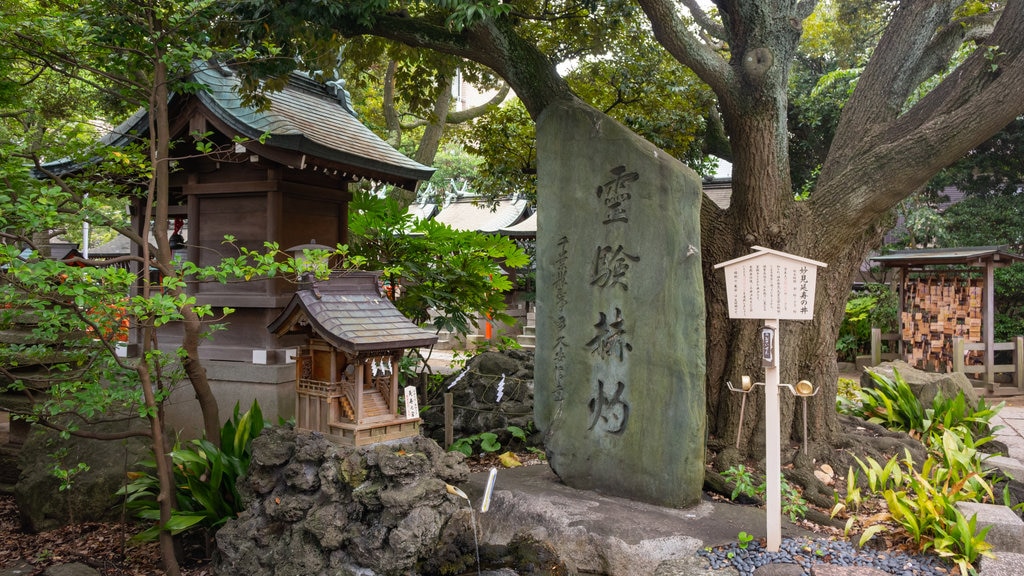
[447,368,468,390]
[495,374,506,403]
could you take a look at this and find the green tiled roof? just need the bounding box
[268,271,437,353]
[871,246,1024,267]
[192,63,434,189]
[41,62,434,190]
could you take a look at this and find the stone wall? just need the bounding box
[215,427,479,576]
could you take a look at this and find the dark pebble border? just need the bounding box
[697,537,954,575]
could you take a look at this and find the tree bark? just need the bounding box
[148,30,221,446]
[147,44,182,576]
[137,331,179,576]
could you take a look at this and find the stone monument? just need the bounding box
[534,98,706,507]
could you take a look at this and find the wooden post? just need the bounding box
[764,319,782,553]
[356,360,365,423]
[952,337,965,374]
[871,328,882,366]
[1016,336,1024,391]
[390,356,399,415]
[444,392,454,449]
[985,261,996,386]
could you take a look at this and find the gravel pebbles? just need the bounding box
[697,537,954,575]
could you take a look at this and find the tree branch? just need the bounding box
[637,0,735,101]
[818,0,1024,230]
[402,83,510,129]
[31,413,150,441]
[680,0,726,41]
[342,14,573,119]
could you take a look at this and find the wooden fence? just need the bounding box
[869,328,1024,391]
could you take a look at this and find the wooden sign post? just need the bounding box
[714,246,826,552]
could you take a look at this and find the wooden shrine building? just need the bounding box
[39,61,435,432]
[871,246,1024,381]
[268,271,437,446]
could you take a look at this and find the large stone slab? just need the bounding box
[534,98,705,507]
[956,501,1024,553]
[862,360,980,408]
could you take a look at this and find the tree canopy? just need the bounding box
[220,0,1024,458]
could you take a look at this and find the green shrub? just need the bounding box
[836,285,898,362]
[838,369,1003,445]
[836,377,861,407]
[449,431,501,456]
[834,431,998,574]
[840,369,926,435]
[722,465,808,521]
[117,400,266,541]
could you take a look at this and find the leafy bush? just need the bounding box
[837,369,1003,445]
[448,425,529,457]
[836,285,898,362]
[722,465,808,521]
[117,400,266,542]
[449,431,501,456]
[839,369,926,435]
[836,377,861,407]
[833,438,996,575]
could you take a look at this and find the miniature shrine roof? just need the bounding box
[41,62,434,190]
[433,197,530,233]
[267,271,438,353]
[870,246,1024,268]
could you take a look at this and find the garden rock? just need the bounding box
[215,426,559,576]
[14,417,149,532]
[861,360,980,408]
[421,350,537,449]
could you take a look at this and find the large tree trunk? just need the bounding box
[703,219,888,458]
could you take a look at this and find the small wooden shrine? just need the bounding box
[872,246,1024,374]
[268,271,437,446]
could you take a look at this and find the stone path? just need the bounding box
[991,403,1024,461]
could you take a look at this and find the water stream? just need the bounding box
[447,467,497,576]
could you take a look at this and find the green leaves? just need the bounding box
[837,440,998,573]
[347,192,528,337]
[119,400,267,542]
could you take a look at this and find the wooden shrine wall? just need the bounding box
[901,275,983,372]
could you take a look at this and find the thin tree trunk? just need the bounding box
[137,328,179,576]
[149,35,220,445]
[413,74,454,167]
[383,60,401,147]
[180,304,220,443]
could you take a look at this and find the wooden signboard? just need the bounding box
[713,246,826,553]
[713,246,825,320]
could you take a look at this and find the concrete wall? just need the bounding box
[163,360,296,438]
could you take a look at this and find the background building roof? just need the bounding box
[433,198,530,233]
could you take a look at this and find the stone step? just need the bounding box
[517,334,536,347]
[956,501,1024,553]
[522,325,535,336]
[982,453,1024,481]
